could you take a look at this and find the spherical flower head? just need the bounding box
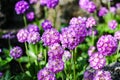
[0,72,3,77]
[27,32,40,44]
[48,43,64,59]
[46,0,59,9]
[37,68,56,80]
[110,7,116,14]
[15,1,29,14]
[62,50,71,62]
[98,7,108,17]
[86,1,96,13]
[114,31,120,40]
[29,0,37,4]
[88,46,96,56]
[116,3,120,9]
[69,16,87,25]
[41,28,60,46]
[47,58,64,73]
[93,70,112,80]
[17,29,29,43]
[10,46,23,59]
[27,24,40,32]
[86,17,96,28]
[41,20,52,30]
[26,12,35,21]
[79,0,89,10]
[97,35,118,56]
[89,52,106,70]
[108,20,118,30]
[40,0,47,6]
[84,70,94,80]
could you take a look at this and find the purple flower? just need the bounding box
[62,50,71,62]
[69,16,87,25]
[27,24,40,32]
[27,32,40,44]
[26,12,35,21]
[97,35,118,56]
[10,46,23,59]
[29,0,38,4]
[40,0,47,6]
[88,46,96,56]
[79,0,89,10]
[37,68,56,80]
[47,58,64,73]
[0,72,3,77]
[41,28,60,46]
[114,31,120,40]
[116,3,120,9]
[41,20,52,30]
[84,70,94,80]
[108,20,118,30]
[93,70,112,80]
[46,0,59,9]
[98,7,108,17]
[110,7,116,14]
[17,29,29,43]
[89,52,106,70]
[2,32,15,39]
[15,1,29,14]
[86,1,96,13]
[48,43,64,59]
[86,17,96,28]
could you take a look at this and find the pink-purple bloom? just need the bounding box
[84,70,94,80]
[86,17,96,28]
[89,52,106,70]
[15,1,29,14]
[108,20,118,30]
[10,46,23,59]
[40,0,47,6]
[98,7,108,17]
[114,31,120,41]
[41,20,52,30]
[0,72,3,77]
[62,50,71,62]
[29,0,38,4]
[97,35,118,56]
[110,7,116,14]
[27,24,40,32]
[26,12,35,21]
[88,46,96,56]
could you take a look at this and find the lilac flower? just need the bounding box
[40,0,47,6]
[79,0,89,10]
[47,58,64,73]
[27,32,40,44]
[62,50,71,62]
[0,72,3,77]
[27,24,40,32]
[86,17,96,28]
[84,70,94,80]
[108,20,118,30]
[97,35,118,56]
[41,20,52,30]
[2,32,15,39]
[110,7,116,14]
[69,16,87,25]
[116,3,120,9]
[93,70,112,80]
[114,31,120,40]
[98,7,108,17]
[89,52,106,70]
[29,0,37,4]
[15,1,29,14]
[37,68,56,80]
[10,46,23,59]
[86,1,96,13]
[26,12,35,21]
[48,43,64,59]
[88,46,96,56]
[17,29,29,43]
[41,28,60,46]
[46,0,59,9]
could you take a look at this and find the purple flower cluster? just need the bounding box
[84,70,94,80]
[15,1,29,14]
[86,17,96,28]
[10,46,23,59]
[37,68,56,80]
[98,7,108,17]
[110,7,116,14]
[0,72,3,77]
[41,28,60,46]
[40,0,59,9]
[97,35,118,56]
[114,31,120,40]
[79,0,96,13]
[2,32,15,39]
[41,20,53,30]
[62,50,71,62]
[88,46,96,56]
[108,20,118,30]
[89,52,106,70]
[29,0,38,4]
[17,24,40,44]
[26,12,35,21]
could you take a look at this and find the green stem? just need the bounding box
[72,50,76,80]
[8,39,11,51]
[25,42,30,63]
[92,30,95,46]
[44,7,48,19]
[18,61,24,72]
[23,15,27,27]
[54,8,57,27]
